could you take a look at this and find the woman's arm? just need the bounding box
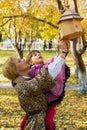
[15,68,56,99]
[48,56,65,79]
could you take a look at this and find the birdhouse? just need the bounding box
[58,9,84,40]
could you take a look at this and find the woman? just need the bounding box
[2,39,70,130]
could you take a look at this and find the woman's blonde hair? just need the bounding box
[2,56,19,80]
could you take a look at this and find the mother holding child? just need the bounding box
[2,39,70,130]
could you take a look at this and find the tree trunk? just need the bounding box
[71,39,87,93]
[15,42,23,59]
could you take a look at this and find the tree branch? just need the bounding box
[3,15,59,29]
[0,18,12,27]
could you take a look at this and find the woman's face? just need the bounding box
[14,58,30,73]
[30,52,44,65]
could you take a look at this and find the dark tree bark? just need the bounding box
[73,0,78,13]
[57,0,65,13]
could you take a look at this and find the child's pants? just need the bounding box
[20,115,26,130]
[20,105,56,130]
[45,104,56,130]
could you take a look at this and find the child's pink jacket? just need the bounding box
[28,55,65,103]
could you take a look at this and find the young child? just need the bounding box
[20,48,70,130]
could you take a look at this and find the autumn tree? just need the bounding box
[57,0,87,94]
[0,0,59,58]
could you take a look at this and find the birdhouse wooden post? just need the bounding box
[58,9,84,40]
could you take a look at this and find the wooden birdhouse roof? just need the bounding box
[58,9,83,23]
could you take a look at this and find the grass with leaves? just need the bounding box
[0,50,87,129]
[0,89,87,130]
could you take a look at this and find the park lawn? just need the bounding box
[0,88,87,130]
[0,50,87,129]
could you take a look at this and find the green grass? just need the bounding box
[0,50,16,57]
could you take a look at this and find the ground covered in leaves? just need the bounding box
[0,88,87,130]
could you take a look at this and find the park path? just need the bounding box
[0,83,79,90]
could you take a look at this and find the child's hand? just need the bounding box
[59,39,70,52]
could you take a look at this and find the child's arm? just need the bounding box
[48,56,65,79]
[48,39,70,80]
